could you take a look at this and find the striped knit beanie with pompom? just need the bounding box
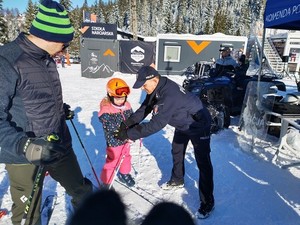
[29,0,74,43]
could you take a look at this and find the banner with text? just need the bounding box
[80,23,117,40]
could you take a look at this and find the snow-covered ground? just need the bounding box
[0,64,299,225]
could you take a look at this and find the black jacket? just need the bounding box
[0,33,71,164]
[127,76,211,140]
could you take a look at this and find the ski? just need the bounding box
[115,179,163,206]
[134,185,164,202]
[40,194,57,225]
[85,173,161,205]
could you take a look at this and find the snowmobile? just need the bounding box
[182,62,231,133]
[182,62,286,134]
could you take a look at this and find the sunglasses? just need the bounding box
[115,87,130,96]
[62,43,70,51]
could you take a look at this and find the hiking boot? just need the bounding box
[160,180,184,190]
[196,201,215,219]
[118,173,135,187]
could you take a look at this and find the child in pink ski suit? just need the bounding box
[98,78,135,188]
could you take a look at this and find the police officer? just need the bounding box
[115,65,215,219]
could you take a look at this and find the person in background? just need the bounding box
[214,46,239,76]
[61,53,66,68]
[0,1,93,224]
[114,66,215,219]
[235,54,250,90]
[237,54,249,75]
[98,78,135,189]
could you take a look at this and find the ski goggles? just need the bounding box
[115,87,130,96]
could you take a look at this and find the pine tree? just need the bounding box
[248,0,263,35]
[69,6,81,55]
[185,0,198,34]
[101,0,114,23]
[225,14,234,35]
[1,0,268,45]
[60,0,72,11]
[110,3,120,26]
[249,0,263,20]
[196,0,205,33]
[23,0,38,33]
[137,0,146,34]
[203,0,214,34]
[0,0,8,45]
[162,0,173,33]
[151,0,163,35]
[146,0,157,36]
[96,0,106,23]
[212,7,227,34]
[240,1,251,35]
[0,0,9,44]
[204,20,210,34]
[6,9,20,41]
[174,0,185,34]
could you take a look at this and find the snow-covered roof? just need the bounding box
[156,33,247,42]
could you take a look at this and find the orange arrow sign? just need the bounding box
[186,40,211,54]
[103,49,115,56]
[79,26,89,34]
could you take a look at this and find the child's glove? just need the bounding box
[123,118,136,128]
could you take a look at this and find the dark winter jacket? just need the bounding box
[127,76,212,140]
[215,55,239,76]
[0,33,71,164]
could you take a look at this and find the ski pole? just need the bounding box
[114,180,155,206]
[138,138,143,172]
[69,119,101,188]
[109,154,126,190]
[108,143,128,189]
[21,166,44,225]
[21,133,61,225]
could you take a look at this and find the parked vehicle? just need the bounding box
[182,61,286,134]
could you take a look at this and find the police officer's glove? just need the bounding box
[123,118,136,128]
[119,122,127,132]
[18,133,67,165]
[114,128,129,141]
[63,103,74,120]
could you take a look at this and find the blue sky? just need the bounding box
[3,0,102,13]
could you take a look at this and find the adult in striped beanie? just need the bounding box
[0,1,93,225]
[30,0,74,43]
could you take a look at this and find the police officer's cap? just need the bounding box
[133,66,160,89]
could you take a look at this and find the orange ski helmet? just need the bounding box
[106,78,130,97]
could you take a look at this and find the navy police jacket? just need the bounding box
[127,76,212,140]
